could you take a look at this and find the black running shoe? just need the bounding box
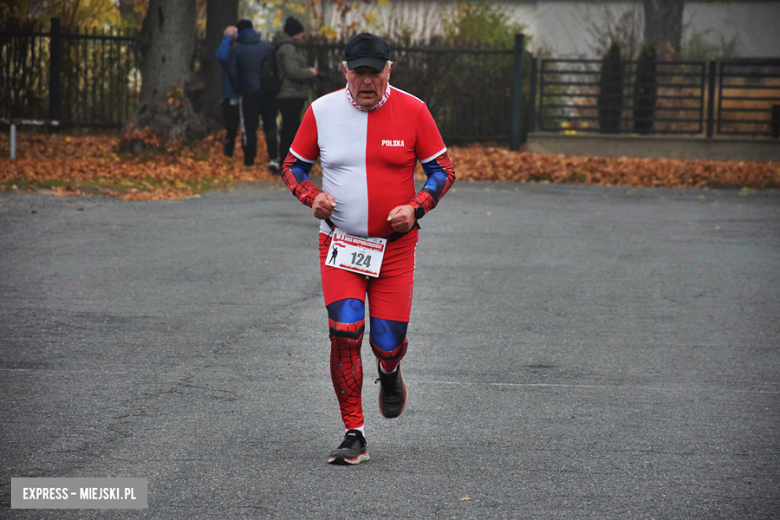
[376,361,407,418]
[328,430,369,465]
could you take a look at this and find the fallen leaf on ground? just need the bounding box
[1,132,777,200]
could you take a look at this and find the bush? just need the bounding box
[598,40,623,134]
[634,44,657,134]
[441,0,523,48]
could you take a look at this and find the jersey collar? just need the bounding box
[345,85,392,112]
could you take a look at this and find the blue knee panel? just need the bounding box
[327,298,365,324]
[369,317,408,352]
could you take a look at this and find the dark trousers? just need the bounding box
[221,98,240,157]
[240,91,278,166]
[278,98,305,162]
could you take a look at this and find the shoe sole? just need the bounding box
[328,452,370,465]
[378,376,407,419]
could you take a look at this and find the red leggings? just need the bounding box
[319,229,417,428]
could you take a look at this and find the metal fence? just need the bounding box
[532,57,780,138]
[0,19,517,141]
[1,18,140,128]
[2,21,779,143]
[717,59,780,136]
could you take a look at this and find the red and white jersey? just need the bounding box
[290,85,447,238]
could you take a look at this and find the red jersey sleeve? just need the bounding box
[415,104,447,163]
[290,105,320,162]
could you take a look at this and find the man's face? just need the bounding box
[343,62,392,110]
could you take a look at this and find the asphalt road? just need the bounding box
[1,181,779,519]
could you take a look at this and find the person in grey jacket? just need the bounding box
[274,17,317,163]
[228,19,279,171]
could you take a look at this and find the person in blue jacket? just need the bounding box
[215,25,240,158]
[228,20,279,172]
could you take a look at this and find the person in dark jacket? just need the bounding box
[228,19,279,171]
[274,17,317,162]
[215,25,239,158]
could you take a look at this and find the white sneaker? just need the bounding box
[268,159,280,175]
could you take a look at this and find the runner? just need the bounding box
[281,32,456,465]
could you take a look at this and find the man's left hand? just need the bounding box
[387,205,416,233]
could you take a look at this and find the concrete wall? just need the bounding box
[526,132,780,161]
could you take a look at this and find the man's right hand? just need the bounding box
[313,192,337,220]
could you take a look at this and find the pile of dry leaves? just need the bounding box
[449,143,780,189]
[1,131,778,200]
[0,132,280,200]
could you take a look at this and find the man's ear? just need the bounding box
[342,62,348,79]
[387,61,394,76]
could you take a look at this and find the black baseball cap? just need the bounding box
[344,33,390,71]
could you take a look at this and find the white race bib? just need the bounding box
[326,228,387,278]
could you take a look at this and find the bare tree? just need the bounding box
[583,1,644,60]
[643,0,684,56]
[121,0,206,150]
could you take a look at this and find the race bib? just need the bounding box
[326,228,387,278]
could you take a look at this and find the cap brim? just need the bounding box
[346,57,387,71]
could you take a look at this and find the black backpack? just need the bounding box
[259,41,292,97]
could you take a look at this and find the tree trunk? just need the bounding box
[120,0,206,152]
[643,0,684,56]
[197,0,239,132]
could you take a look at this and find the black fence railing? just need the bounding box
[1,20,517,142]
[1,23,52,123]
[1,19,140,129]
[717,59,780,136]
[536,58,708,134]
[531,57,780,138]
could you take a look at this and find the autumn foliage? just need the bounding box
[1,131,278,200]
[1,131,778,200]
[448,143,780,189]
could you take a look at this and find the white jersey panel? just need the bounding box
[311,91,370,236]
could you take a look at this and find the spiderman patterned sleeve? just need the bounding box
[406,102,456,220]
[281,104,322,208]
[281,152,321,208]
[409,151,456,220]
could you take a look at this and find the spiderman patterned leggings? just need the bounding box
[319,229,418,429]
